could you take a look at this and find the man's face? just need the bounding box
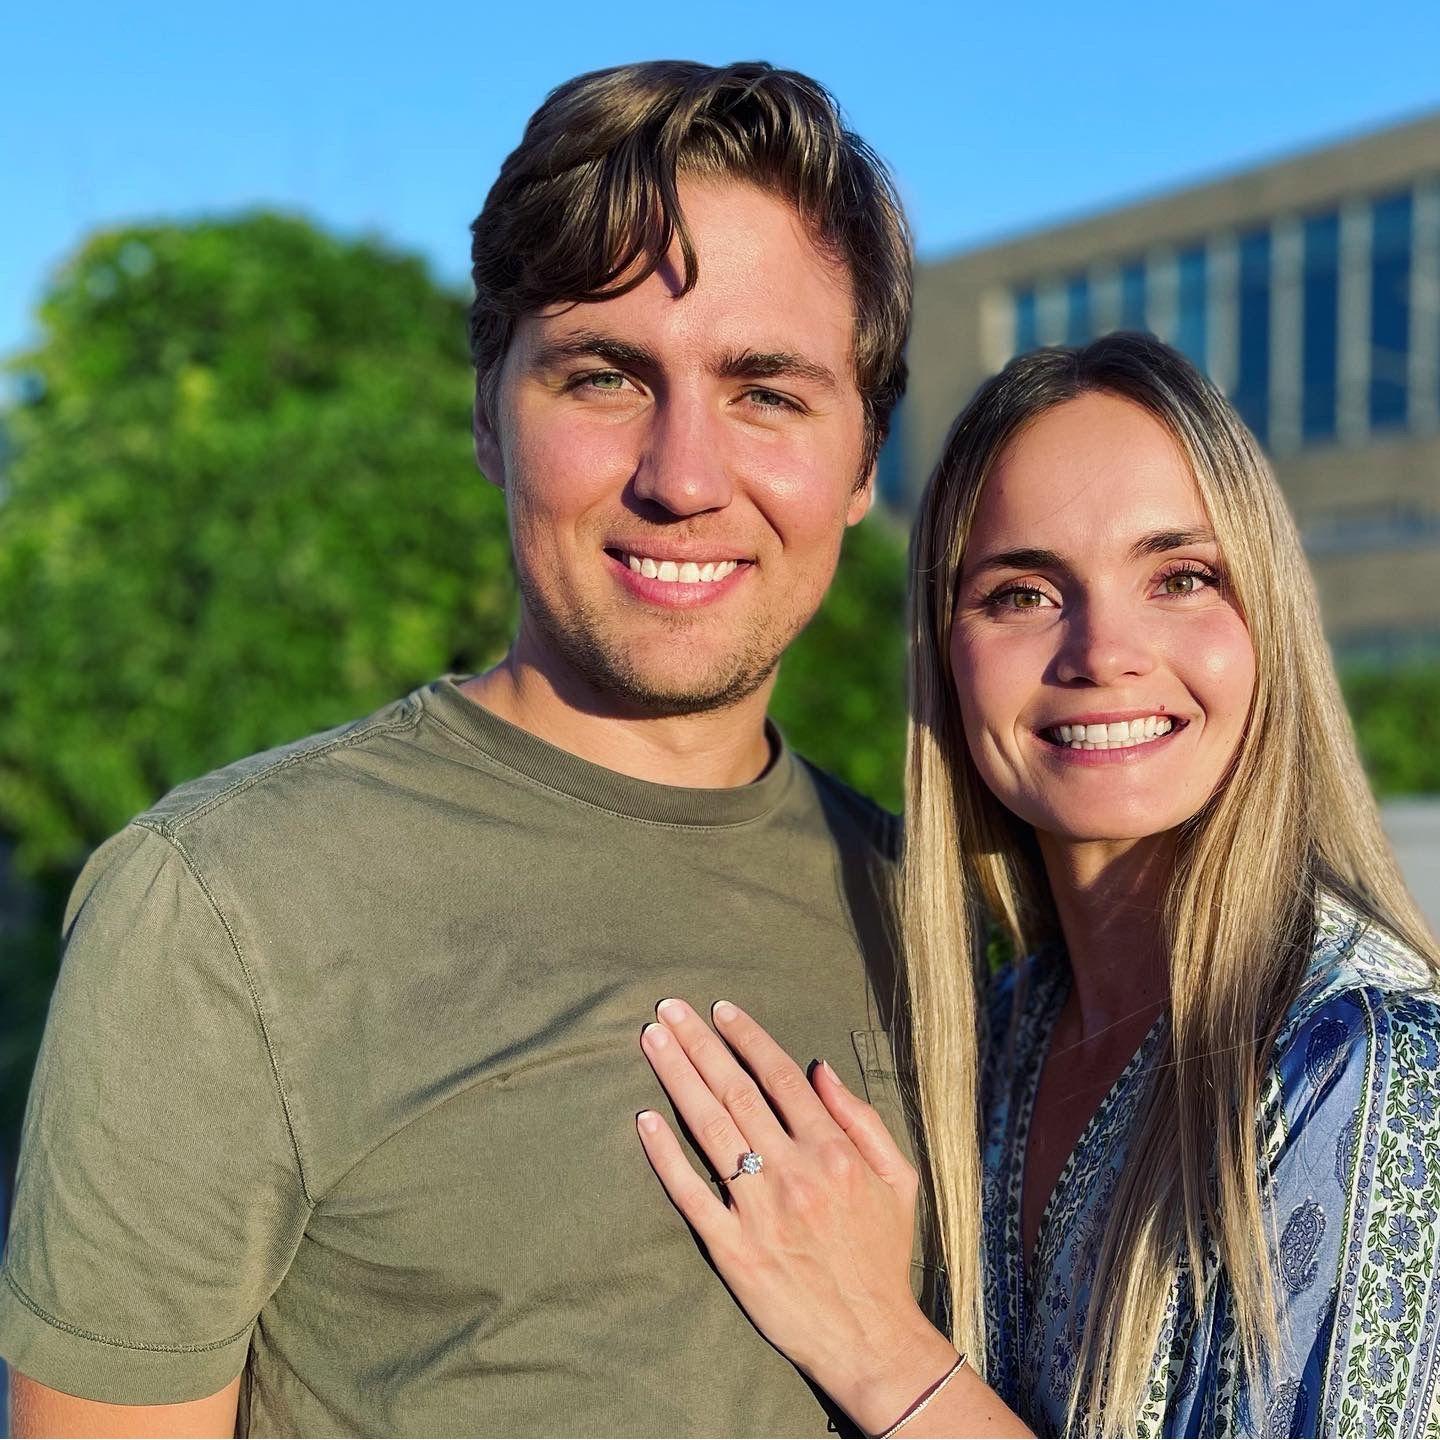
[476,178,873,716]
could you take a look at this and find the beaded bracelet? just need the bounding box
[878,1352,968,1438]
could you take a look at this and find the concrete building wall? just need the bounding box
[900,110,1440,659]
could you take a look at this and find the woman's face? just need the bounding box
[949,391,1257,845]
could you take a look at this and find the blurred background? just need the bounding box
[3,4,1440,1403]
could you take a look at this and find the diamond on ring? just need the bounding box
[723,1151,764,1182]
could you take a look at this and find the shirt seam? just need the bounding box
[130,820,317,1207]
[424,710,798,831]
[157,703,424,836]
[3,1273,252,1354]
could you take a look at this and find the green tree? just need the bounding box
[0,213,515,877]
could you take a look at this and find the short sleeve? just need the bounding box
[0,823,313,1403]
[1254,989,1440,1436]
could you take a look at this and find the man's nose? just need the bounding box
[1052,596,1158,687]
[631,396,733,516]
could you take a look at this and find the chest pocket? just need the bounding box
[851,1028,944,1309]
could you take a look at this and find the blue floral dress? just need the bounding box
[980,897,1440,1436]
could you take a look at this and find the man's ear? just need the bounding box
[846,464,877,526]
[473,391,505,490]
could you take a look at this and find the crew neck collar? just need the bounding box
[420,676,796,827]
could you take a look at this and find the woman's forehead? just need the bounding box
[971,394,1209,553]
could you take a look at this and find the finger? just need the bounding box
[641,1020,758,1179]
[812,1059,917,1191]
[636,1110,738,1245]
[707,999,835,1140]
[654,998,790,1153]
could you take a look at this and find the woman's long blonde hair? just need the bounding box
[902,332,1438,1433]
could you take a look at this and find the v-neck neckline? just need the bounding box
[1007,956,1166,1350]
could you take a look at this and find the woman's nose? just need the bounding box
[1052,598,1158,686]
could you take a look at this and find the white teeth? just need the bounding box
[622,553,742,584]
[1045,716,1176,750]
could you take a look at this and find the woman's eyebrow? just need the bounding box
[1128,527,1218,559]
[970,546,1067,574]
[970,529,1218,575]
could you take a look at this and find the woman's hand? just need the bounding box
[635,997,960,1435]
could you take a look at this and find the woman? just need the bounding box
[635,333,1440,1436]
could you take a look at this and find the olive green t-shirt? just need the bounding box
[0,678,910,1437]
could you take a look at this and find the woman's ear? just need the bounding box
[473,392,505,490]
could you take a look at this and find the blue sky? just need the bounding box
[5,1,1440,358]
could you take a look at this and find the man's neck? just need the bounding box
[457,649,776,791]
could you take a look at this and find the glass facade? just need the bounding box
[1233,226,1271,443]
[1176,245,1208,369]
[1301,210,1341,441]
[1370,189,1413,429]
[1065,274,1091,346]
[1014,286,1038,353]
[1006,182,1429,451]
[1120,261,1146,330]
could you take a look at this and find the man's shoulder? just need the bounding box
[793,756,901,864]
[133,689,429,850]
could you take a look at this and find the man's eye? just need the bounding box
[582,371,627,391]
[747,388,794,410]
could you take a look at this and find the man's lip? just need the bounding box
[605,544,754,565]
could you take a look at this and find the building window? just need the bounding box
[1176,246,1208,370]
[1233,226,1271,444]
[1065,274,1091,345]
[1302,210,1341,441]
[1120,261,1146,330]
[1370,189,1413,430]
[1014,287,1038,353]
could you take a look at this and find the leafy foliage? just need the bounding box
[772,514,909,813]
[1342,664,1440,797]
[0,213,515,876]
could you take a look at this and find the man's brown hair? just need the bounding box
[469,60,913,474]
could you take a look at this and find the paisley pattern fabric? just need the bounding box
[980,897,1440,1436]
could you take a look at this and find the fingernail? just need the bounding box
[821,1059,845,1086]
[712,1000,738,1022]
[642,1022,670,1048]
[657,998,685,1023]
[637,1110,662,1133]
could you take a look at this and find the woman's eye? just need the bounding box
[1156,567,1218,596]
[989,585,1055,611]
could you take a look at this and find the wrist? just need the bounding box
[818,1309,960,1437]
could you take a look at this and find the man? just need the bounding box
[0,60,916,1437]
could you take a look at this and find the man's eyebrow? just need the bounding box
[528,331,661,372]
[716,349,839,390]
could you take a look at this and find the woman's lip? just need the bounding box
[1039,709,1182,728]
[1032,720,1190,766]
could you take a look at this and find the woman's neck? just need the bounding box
[1036,832,1174,1042]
